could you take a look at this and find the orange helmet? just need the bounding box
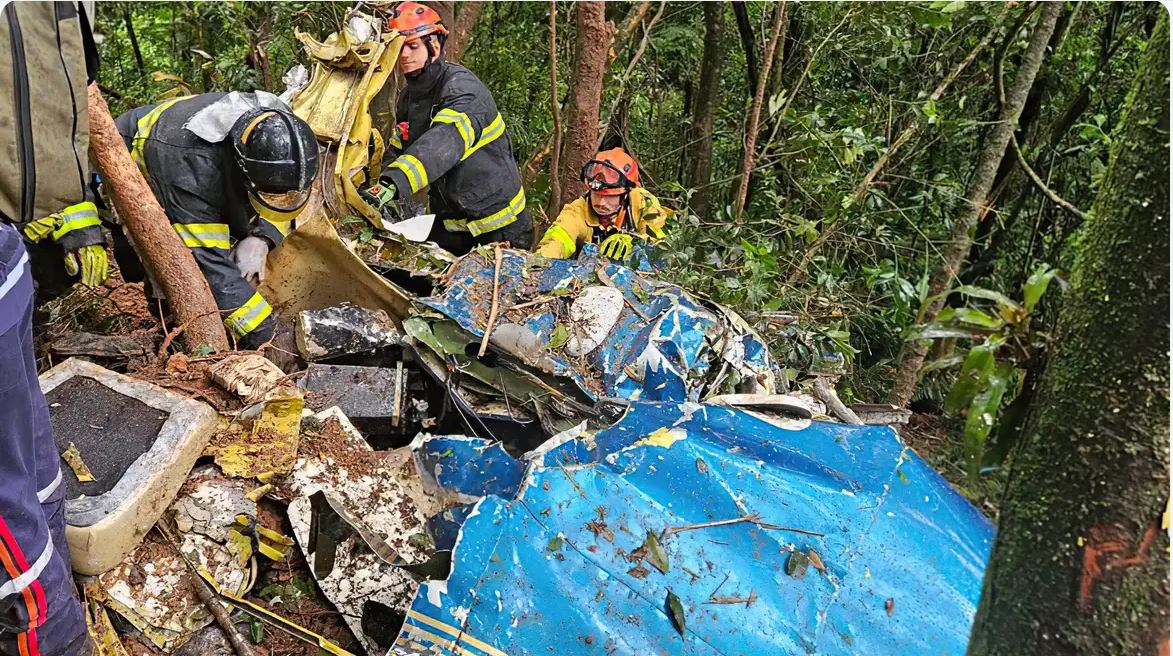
[388,2,449,43]
[581,148,639,196]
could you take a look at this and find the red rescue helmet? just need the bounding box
[581,148,640,197]
[388,2,449,43]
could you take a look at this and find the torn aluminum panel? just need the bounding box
[417,247,778,406]
[393,401,993,655]
[285,408,445,654]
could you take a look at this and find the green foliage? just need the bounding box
[91,1,1155,501]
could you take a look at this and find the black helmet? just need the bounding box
[230,107,319,214]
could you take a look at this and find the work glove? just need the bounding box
[24,217,110,287]
[232,236,271,285]
[21,216,58,243]
[62,245,109,288]
[599,232,635,262]
[360,183,400,222]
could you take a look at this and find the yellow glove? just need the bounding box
[63,245,109,288]
[599,232,635,261]
[22,215,59,243]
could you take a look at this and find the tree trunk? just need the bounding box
[123,8,145,77]
[967,16,1169,655]
[731,2,757,96]
[86,84,229,353]
[427,1,454,30]
[887,3,1062,407]
[446,1,484,63]
[732,1,786,223]
[557,1,613,210]
[688,1,726,218]
[545,0,563,220]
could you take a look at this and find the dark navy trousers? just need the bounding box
[0,224,88,656]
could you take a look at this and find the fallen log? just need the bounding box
[87,84,229,352]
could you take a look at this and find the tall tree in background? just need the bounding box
[446,1,483,63]
[732,1,786,223]
[968,16,1170,655]
[545,0,563,219]
[688,1,726,218]
[888,2,1063,407]
[557,1,613,210]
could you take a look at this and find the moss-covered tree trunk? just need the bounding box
[967,16,1170,656]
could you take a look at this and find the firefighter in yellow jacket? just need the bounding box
[537,148,670,262]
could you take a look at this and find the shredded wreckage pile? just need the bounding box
[46,10,992,656]
[48,237,994,656]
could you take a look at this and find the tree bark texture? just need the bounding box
[731,2,757,96]
[446,1,483,63]
[557,1,613,210]
[887,2,1062,407]
[123,8,145,77]
[688,1,726,219]
[545,0,563,220]
[732,1,786,223]
[86,84,229,352]
[967,16,1169,655]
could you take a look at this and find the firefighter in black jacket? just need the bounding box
[361,1,533,255]
[114,92,318,350]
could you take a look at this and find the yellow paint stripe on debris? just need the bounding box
[61,442,96,482]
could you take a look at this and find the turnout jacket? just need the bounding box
[0,0,102,254]
[115,92,286,348]
[537,187,671,260]
[381,61,529,238]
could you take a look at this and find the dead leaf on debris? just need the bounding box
[165,353,189,374]
[61,442,96,482]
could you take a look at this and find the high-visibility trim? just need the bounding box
[0,513,44,651]
[131,96,192,180]
[260,218,291,237]
[442,186,526,236]
[390,154,429,193]
[173,223,231,250]
[225,291,272,338]
[542,224,577,258]
[36,469,61,504]
[0,251,29,303]
[461,113,505,161]
[466,187,526,236]
[432,108,474,152]
[0,535,52,601]
[49,201,100,241]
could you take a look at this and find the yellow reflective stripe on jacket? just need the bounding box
[444,187,526,236]
[224,291,272,338]
[461,113,505,161]
[173,223,231,249]
[50,201,100,241]
[432,108,475,152]
[131,96,192,180]
[390,154,429,193]
[541,224,577,259]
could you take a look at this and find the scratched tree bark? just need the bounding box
[967,16,1169,656]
